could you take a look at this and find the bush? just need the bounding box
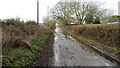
[2,18,23,26]
[25,20,37,25]
[93,17,100,24]
[43,16,56,30]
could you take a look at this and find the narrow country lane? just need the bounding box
[53,23,116,66]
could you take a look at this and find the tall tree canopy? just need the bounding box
[51,1,112,24]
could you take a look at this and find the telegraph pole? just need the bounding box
[37,0,39,25]
[47,6,49,16]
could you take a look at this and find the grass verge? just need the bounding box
[2,34,49,66]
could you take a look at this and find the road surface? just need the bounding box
[53,23,116,66]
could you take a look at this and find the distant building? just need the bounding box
[108,22,120,24]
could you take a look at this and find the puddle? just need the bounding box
[53,23,62,66]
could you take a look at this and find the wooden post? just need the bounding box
[37,0,39,25]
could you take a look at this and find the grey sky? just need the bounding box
[0,0,119,23]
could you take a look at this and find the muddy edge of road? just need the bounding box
[32,33,55,66]
[64,32,120,66]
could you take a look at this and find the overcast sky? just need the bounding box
[0,0,119,23]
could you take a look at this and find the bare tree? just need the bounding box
[51,2,75,25]
[51,1,112,24]
[100,9,113,23]
[73,1,108,24]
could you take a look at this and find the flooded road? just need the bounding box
[53,23,116,66]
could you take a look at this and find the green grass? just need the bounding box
[77,36,87,42]
[2,34,49,66]
[109,47,120,54]
[32,34,49,49]
[86,40,95,44]
[3,46,35,66]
